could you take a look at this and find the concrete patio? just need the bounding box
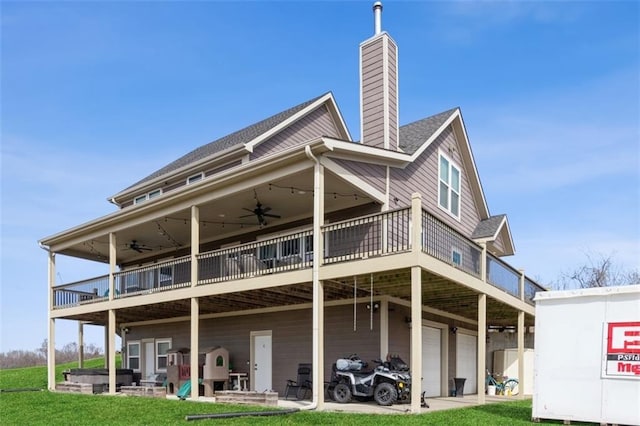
[277,394,523,415]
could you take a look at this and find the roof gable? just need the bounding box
[112,92,348,201]
[472,214,515,256]
[398,108,458,154]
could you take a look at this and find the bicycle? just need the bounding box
[485,370,519,396]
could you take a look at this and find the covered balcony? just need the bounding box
[49,205,545,323]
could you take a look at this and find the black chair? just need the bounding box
[284,363,312,400]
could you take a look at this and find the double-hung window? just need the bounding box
[127,341,140,371]
[438,152,461,219]
[156,339,171,371]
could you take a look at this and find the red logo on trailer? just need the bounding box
[607,322,640,354]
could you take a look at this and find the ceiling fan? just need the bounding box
[240,192,281,226]
[127,240,152,253]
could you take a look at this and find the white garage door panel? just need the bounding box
[456,332,477,394]
[422,326,441,397]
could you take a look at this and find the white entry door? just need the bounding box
[143,341,155,380]
[456,332,477,394]
[422,326,442,397]
[252,333,272,392]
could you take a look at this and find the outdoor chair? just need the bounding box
[284,363,312,400]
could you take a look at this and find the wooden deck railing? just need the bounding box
[51,207,545,309]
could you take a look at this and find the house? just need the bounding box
[39,2,545,412]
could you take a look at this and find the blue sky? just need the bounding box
[1,1,638,352]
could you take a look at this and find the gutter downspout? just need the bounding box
[303,145,321,411]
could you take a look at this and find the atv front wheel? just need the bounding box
[333,383,352,403]
[374,382,397,406]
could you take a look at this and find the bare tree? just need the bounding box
[0,340,103,369]
[556,253,639,290]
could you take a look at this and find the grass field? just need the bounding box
[0,360,586,425]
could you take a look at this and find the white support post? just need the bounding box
[109,232,116,300]
[480,242,487,283]
[380,297,389,359]
[477,294,487,405]
[108,309,116,394]
[410,193,422,255]
[191,205,200,287]
[48,318,56,390]
[107,232,117,372]
[517,310,525,399]
[47,250,56,390]
[410,266,422,412]
[78,322,84,368]
[191,297,200,400]
[311,155,325,409]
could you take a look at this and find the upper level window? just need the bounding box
[187,172,204,185]
[438,152,461,219]
[134,189,163,205]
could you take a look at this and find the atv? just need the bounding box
[327,354,411,406]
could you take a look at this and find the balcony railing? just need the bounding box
[322,208,410,263]
[486,254,520,297]
[422,210,482,278]
[51,206,546,309]
[53,275,109,307]
[197,230,313,285]
[114,256,192,298]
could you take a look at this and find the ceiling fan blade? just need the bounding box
[262,206,272,213]
[263,213,281,218]
[239,213,255,218]
[242,208,255,213]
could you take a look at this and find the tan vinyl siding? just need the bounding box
[361,36,385,149]
[387,39,399,150]
[390,125,481,237]
[331,159,387,195]
[127,304,387,393]
[490,233,506,254]
[251,106,341,160]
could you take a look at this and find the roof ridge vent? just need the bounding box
[373,1,383,35]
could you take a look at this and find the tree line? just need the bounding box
[0,340,102,369]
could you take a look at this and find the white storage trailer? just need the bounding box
[532,285,640,425]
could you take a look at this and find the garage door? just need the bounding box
[422,326,441,397]
[455,332,477,394]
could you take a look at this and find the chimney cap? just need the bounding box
[373,1,383,35]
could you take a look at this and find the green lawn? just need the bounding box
[0,360,590,425]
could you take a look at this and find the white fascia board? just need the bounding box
[534,284,640,301]
[406,109,460,162]
[453,112,490,219]
[325,94,352,141]
[244,93,337,152]
[321,157,386,203]
[500,216,516,255]
[322,137,410,167]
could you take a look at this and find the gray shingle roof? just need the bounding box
[398,107,458,154]
[472,214,506,239]
[123,92,329,191]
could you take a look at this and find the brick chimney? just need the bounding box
[360,1,399,150]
